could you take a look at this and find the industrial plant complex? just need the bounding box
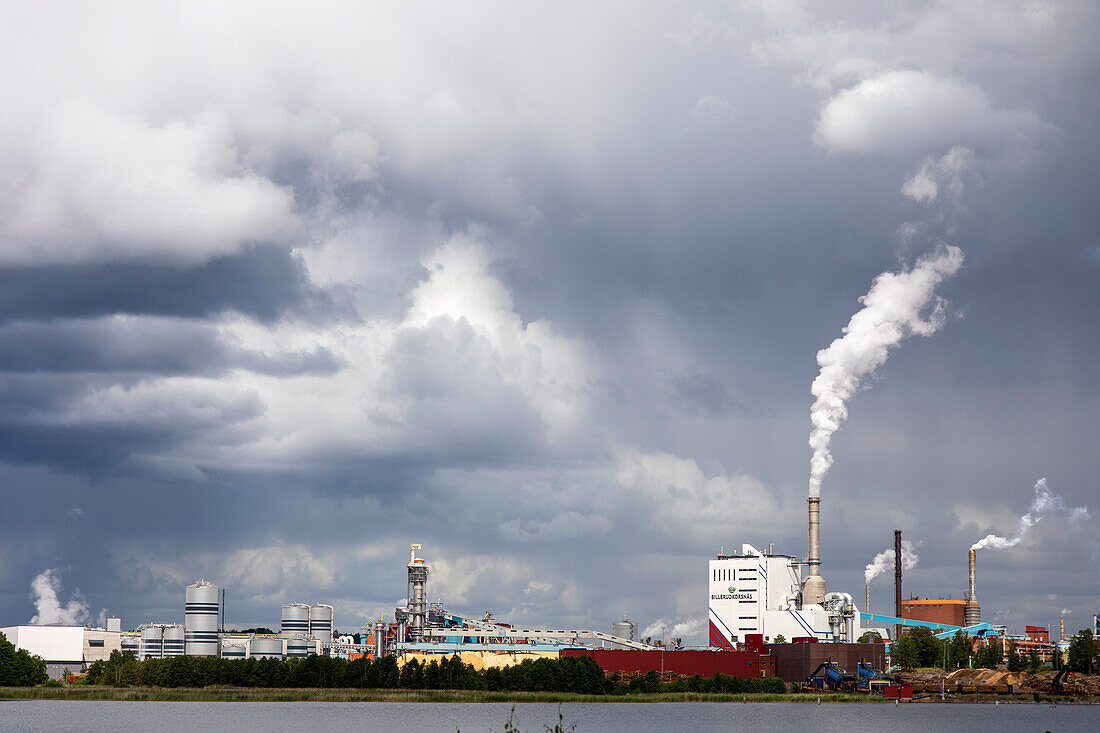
[3,512,1090,686]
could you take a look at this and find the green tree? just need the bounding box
[857,631,881,643]
[948,631,972,670]
[773,634,787,643]
[1026,649,1041,673]
[0,631,48,686]
[976,638,1003,669]
[891,627,941,668]
[1005,641,1026,672]
[1067,630,1097,673]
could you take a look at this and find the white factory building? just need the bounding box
[708,543,889,646]
[1,580,337,679]
[1,620,122,679]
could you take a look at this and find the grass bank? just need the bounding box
[0,686,888,703]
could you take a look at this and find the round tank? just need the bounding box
[309,604,334,643]
[141,626,163,660]
[162,625,186,657]
[220,643,246,659]
[185,580,220,656]
[121,633,140,658]
[250,636,284,660]
[286,636,312,658]
[281,603,310,636]
[611,617,636,642]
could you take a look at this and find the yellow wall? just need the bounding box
[398,649,559,670]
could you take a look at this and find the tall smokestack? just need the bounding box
[803,497,827,605]
[865,584,870,615]
[964,549,981,626]
[1060,619,1064,642]
[894,530,903,639]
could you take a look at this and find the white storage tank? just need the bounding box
[611,616,637,642]
[162,625,186,657]
[281,603,310,636]
[309,604,334,643]
[250,636,284,660]
[220,643,246,659]
[185,580,220,656]
[140,626,163,660]
[121,633,140,659]
[286,637,312,658]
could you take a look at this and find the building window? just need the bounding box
[88,639,105,647]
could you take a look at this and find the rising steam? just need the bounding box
[29,569,91,625]
[808,245,964,497]
[971,478,1089,551]
[864,540,920,584]
[642,618,705,642]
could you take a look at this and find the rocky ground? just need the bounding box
[894,669,1100,695]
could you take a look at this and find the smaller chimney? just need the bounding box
[802,497,827,605]
[964,549,981,626]
[1060,619,1065,642]
[894,530,903,639]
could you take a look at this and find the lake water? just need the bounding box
[1,700,1096,732]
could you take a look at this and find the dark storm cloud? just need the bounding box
[0,318,342,375]
[0,245,343,325]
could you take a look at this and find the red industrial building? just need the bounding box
[900,598,967,627]
[560,648,775,679]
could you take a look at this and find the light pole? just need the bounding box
[942,637,948,701]
[661,625,667,678]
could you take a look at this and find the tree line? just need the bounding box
[0,632,48,686]
[81,650,785,694]
[890,626,1100,673]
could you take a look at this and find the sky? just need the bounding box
[1,1,1097,641]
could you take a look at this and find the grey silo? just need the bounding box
[281,603,310,636]
[162,625,186,657]
[220,643,246,659]
[140,626,163,660]
[121,633,140,659]
[309,603,334,643]
[250,636,284,660]
[185,580,220,656]
[286,636,312,658]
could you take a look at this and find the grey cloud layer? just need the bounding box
[0,1,1097,638]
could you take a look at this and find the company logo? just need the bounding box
[729,586,736,594]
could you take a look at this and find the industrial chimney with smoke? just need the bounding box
[802,497,827,606]
[964,549,981,626]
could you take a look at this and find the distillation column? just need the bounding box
[406,543,429,642]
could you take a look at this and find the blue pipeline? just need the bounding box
[860,612,999,638]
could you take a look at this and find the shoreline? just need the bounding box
[3,687,1098,704]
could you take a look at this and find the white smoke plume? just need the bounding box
[808,245,964,497]
[971,478,1089,551]
[29,569,91,625]
[642,618,706,643]
[864,540,920,584]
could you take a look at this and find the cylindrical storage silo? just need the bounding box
[185,580,220,656]
[281,603,310,636]
[220,643,246,659]
[250,636,284,660]
[286,636,311,658]
[162,625,186,657]
[611,616,636,642]
[141,626,163,660]
[122,633,140,659]
[309,604,334,643]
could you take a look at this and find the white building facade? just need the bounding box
[708,544,885,647]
